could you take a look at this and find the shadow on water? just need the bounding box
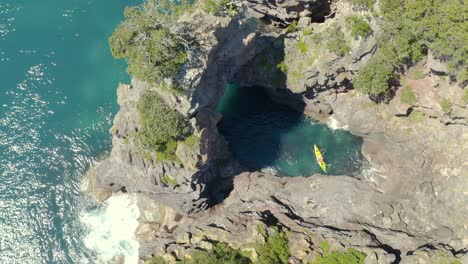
[217,84,365,177]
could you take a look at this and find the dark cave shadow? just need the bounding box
[216,84,305,172]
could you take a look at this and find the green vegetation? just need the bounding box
[349,0,375,10]
[137,91,190,159]
[324,24,350,56]
[462,89,468,104]
[411,69,426,80]
[287,20,299,32]
[303,28,314,36]
[183,134,200,147]
[181,243,251,264]
[148,256,167,264]
[408,110,425,123]
[345,15,372,39]
[400,86,417,105]
[297,36,308,53]
[109,4,189,83]
[203,0,230,14]
[256,228,290,264]
[277,61,288,74]
[310,241,366,264]
[161,175,177,186]
[352,0,466,100]
[440,99,452,113]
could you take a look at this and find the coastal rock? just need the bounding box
[88,1,467,262]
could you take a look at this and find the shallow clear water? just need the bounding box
[217,84,365,176]
[0,0,139,263]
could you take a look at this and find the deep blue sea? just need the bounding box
[0,0,140,263]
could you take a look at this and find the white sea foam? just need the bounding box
[327,116,348,130]
[81,193,140,264]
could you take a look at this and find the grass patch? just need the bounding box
[411,69,426,80]
[277,61,288,74]
[462,89,468,104]
[303,28,314,36]
[309,241,366,264]
[400,86,417,105]
[155,140,179,162]
[297,36,308,53]
[349,0,375,10]
[287,20,298,33]
[440,99,452,113]
[203,0,230,14]
[345,15,373,39]
[408,111,425,123]
[325,24,350,56]
[256,228,290,264]
[161,175,177,186]
[183,134,200,147]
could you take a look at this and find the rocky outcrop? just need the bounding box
[87,0,467,263]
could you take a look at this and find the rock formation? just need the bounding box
[87,0,467,263]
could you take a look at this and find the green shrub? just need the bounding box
[297,36,308,53]
[411,70,426,80]
[353,0,466,100]
[183,134,200,147]
[287,20,298,32]
[325,24,350,56]
[352,48,397,100]
[203,0,230,14]
[161,175,177,186]
[181,243,251,264]
[345,15,372,39]
[309,242,366,264]
[109,5,188,83]
[303,28,314,36]
[408,110,425,123]
[148,256,167,264]
[400,86,417,105]
[256,229,290,264]
[137,91,190,152]
[277,61,288,74]
[462,89,468,104]
[349,0,375,9]
[155,140,180,162]
[440,99,452,113]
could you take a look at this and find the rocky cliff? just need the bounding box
[87,0,467,263]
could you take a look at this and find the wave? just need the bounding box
[80,193,140,264]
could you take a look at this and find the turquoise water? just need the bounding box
[0,0,138,263]
[217,84,365,176]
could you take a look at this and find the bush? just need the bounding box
[137,91,190,152]
[310,242,366,264]
[297,36,308,53]
[256,228,290,264]
[408,110,425,123]
[353,0,466,100]
[400,86,417,105]
[352,48,397,100]
[440,99,452,113]
[345,15,372,39]
[203,0,230,14]
[462,89,468,104]
[181,243,251,264]
[349,0,375,9]
[324,24,350,56]
[109,5,188,83]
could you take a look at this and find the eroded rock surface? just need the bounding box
[87,0,467,263]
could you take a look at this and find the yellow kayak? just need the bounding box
[314,144,327,173]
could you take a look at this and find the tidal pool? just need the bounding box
[217,84,365,176]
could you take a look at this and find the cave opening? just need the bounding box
[216,84,365,177]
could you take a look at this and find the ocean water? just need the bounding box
[0,0,140,263]
[217,84,365,176]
